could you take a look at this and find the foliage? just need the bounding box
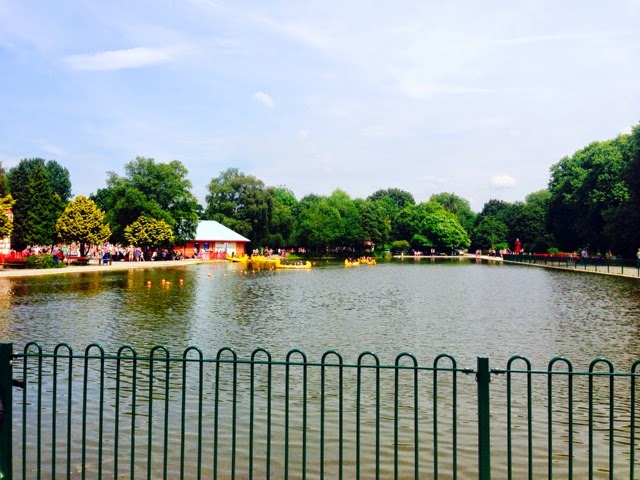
[45,161,72,203]
[56,196,111,256]
[25,254,61,269]
[547,247,559,253]
[429,192,476,233]
[267,187,297,248]
[472,215,507,250]
[0,194,15,239]
[205,168,272,247]
[0,162,8,197]
[124,215,174,248]
[395,201,470,250]
[294,195,342,251]
[547,137,630,253]
[354,198,391,246]
[93,157,199,245]
[411,234,432,249]
[390,240,410,254]
[368,188,415,240]
[7,158,70,249]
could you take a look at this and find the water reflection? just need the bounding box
[2,260,640,368]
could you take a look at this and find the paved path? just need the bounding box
[0,258,210,278]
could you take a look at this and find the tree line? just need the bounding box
[1,122,639,257]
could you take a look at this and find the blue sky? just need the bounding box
[1,1,639,211]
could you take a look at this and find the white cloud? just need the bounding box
[254,91,275,108]
[64,47,180,71]
[297,129,309,139]
[491,175,517,188]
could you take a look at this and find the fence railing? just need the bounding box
[503,254,640,277]
[0,342,638,479]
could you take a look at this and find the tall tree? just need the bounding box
[0,162,8,197]
[56,196,111,256]
[45,161,72,203]
[430,192,476,233]
[547,138,630,253]
[93,157,200,245]
[293,194,342,251]
[8,158,68,248]
[395,201,470,250]
[205,168,272,247]
[266,186,297,248]
[355,198,391,248]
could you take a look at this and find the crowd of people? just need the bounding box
[13,243,185,265]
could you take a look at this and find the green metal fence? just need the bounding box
[503,254,640,277]
[0,342,638,479]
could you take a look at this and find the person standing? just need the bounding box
[636,248,640,269]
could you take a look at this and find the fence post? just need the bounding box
[0,343,13,480]
[477,356,491,480]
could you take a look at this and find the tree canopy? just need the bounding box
[124,215,174,248]
[204,168,273,247]
[93,157,199,245]
[56,196,111,256]
[7,158,69,249]
[0,194,15,239]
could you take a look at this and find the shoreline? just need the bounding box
[0,258,212,278]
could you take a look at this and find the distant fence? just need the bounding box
[0,343,638,479]
[503,253,640,277]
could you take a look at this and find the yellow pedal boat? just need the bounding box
[275,259,312,269]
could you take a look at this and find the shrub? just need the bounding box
[390,240,411,254]
[25,254,62,269]
[547,247,559,254]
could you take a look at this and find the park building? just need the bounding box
[184,220,250,260]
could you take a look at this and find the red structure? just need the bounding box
[183,220,250,260]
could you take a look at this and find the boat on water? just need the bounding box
[358,257,377,265]
[344,259,360,267]
[275,258,312,269]
[226,253,248,262]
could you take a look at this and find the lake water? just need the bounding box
[1,258,639,478]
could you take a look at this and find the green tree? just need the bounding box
[547,137,630,253]
[124,215,174,248]
[45,161,72,203]
[355,198,391,248]
[368,188,415,240]
[56,196,111,256]
[395,201,470,251]
[509,190,553,252]
[204,168,272,247]
[93,157,199,245]
[8,158,71,249]
[0,162,8,197]
[266,187,297,248]
[327,189,362,247]
[293,194,342,251]
[0,194,15,239]
[472,216,508,250]
[430,192,476,233]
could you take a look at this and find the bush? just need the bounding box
[390,240,411,254]
[547,247,559,254]
[25,254,62,269]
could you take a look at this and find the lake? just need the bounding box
[1,258,639,478]
[2,258,639,367]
